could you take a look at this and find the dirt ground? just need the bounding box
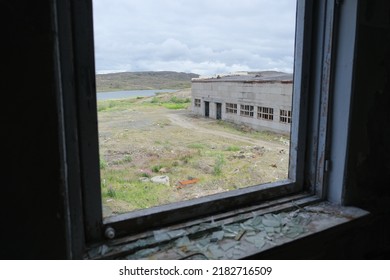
[97,90,290,216]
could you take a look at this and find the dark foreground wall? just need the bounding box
[2,1,67,259]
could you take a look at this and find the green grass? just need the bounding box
[153,96,191,110]
[161,103,189,110]
[151,164,164,173]
[169,96,191,103]
[150,97,160,103]
[99,158,107,169]
[225,145,241,152]
[112,155,133,165]
[97,91,191,112]
[97,98,137,112]
[188,143,206,149]
[103,182,171,209]
[100,169,172,210]
[213,154,225,176]
[212,120,286,143]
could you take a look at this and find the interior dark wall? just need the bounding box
[1,0,390,259]
[343,0,390,258]
[2,1,67,259]
[253,0,390,259]
[345,0,390,207]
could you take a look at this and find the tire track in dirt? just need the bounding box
[167,112,288,151]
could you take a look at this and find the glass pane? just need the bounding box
[93,0,296,217]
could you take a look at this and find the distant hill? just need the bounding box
[96,71,199,92]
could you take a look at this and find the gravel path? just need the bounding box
[167,111,288,151]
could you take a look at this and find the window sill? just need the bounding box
[85,196,369,260]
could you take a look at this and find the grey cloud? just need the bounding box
[93,0,296,75]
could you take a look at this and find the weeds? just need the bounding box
[123,155,133,162]
[97,98,136,112]
[99,158,107,169]
[213,154,225,176]
[169,96,190,103]
[161,103,189,110]
[107,186,117,198]
[188,143,206,149]
[225,145,240,152]
[151,165,164,173]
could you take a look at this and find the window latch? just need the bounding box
[325,159,331,173]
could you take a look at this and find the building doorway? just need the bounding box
[204,101,209,117]
[216,103,222,120]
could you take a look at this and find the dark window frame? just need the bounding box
[53,0,359,254]
[240,104,254,117]
[280,109,292,123]
[257,106,274,120]
[194,98,201,107]
[226,103,238,114]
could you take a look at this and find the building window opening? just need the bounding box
[258,106,274,121]
[226,103,237,114]
[194,98,201,107]
[280,109,292,123]
[240,104,254,117]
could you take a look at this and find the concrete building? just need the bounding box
[191,72,293,134]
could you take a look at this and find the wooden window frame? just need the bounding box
[280,109,292,123]
[53,0,360,257]
[240,104,254,117]
[257,106,274,121]
[194,98,201,107]
[225,103,237,114]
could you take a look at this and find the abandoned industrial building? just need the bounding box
[191,72,293,134]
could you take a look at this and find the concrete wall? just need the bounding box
[191,80,292,134]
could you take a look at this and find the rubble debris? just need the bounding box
[87,202,363,260]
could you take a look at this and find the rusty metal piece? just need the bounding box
[179,178,200,186]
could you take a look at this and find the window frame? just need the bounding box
[240,104,255,117]
[280,109,292,124]
[257,106,274,121]
[225,103,238,114]
[54,0,358,250]
[194,98,201,107]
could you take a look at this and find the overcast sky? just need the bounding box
[92,0,296,75]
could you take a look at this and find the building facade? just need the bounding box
[191,72,293,134]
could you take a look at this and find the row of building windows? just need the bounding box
[258,106,274,121]
[237,104,291,124]
[193,99,291,124]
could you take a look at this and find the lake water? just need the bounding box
[96,89,177,101]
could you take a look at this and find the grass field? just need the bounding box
[97,89,290,216]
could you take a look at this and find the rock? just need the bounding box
[151,175,170,186]
[199,164,213,174]
[139,177,150,183]
[159,167,169,173]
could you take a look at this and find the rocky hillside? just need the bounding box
[96,71,199,92]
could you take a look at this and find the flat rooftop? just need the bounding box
[192,71,293,83]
